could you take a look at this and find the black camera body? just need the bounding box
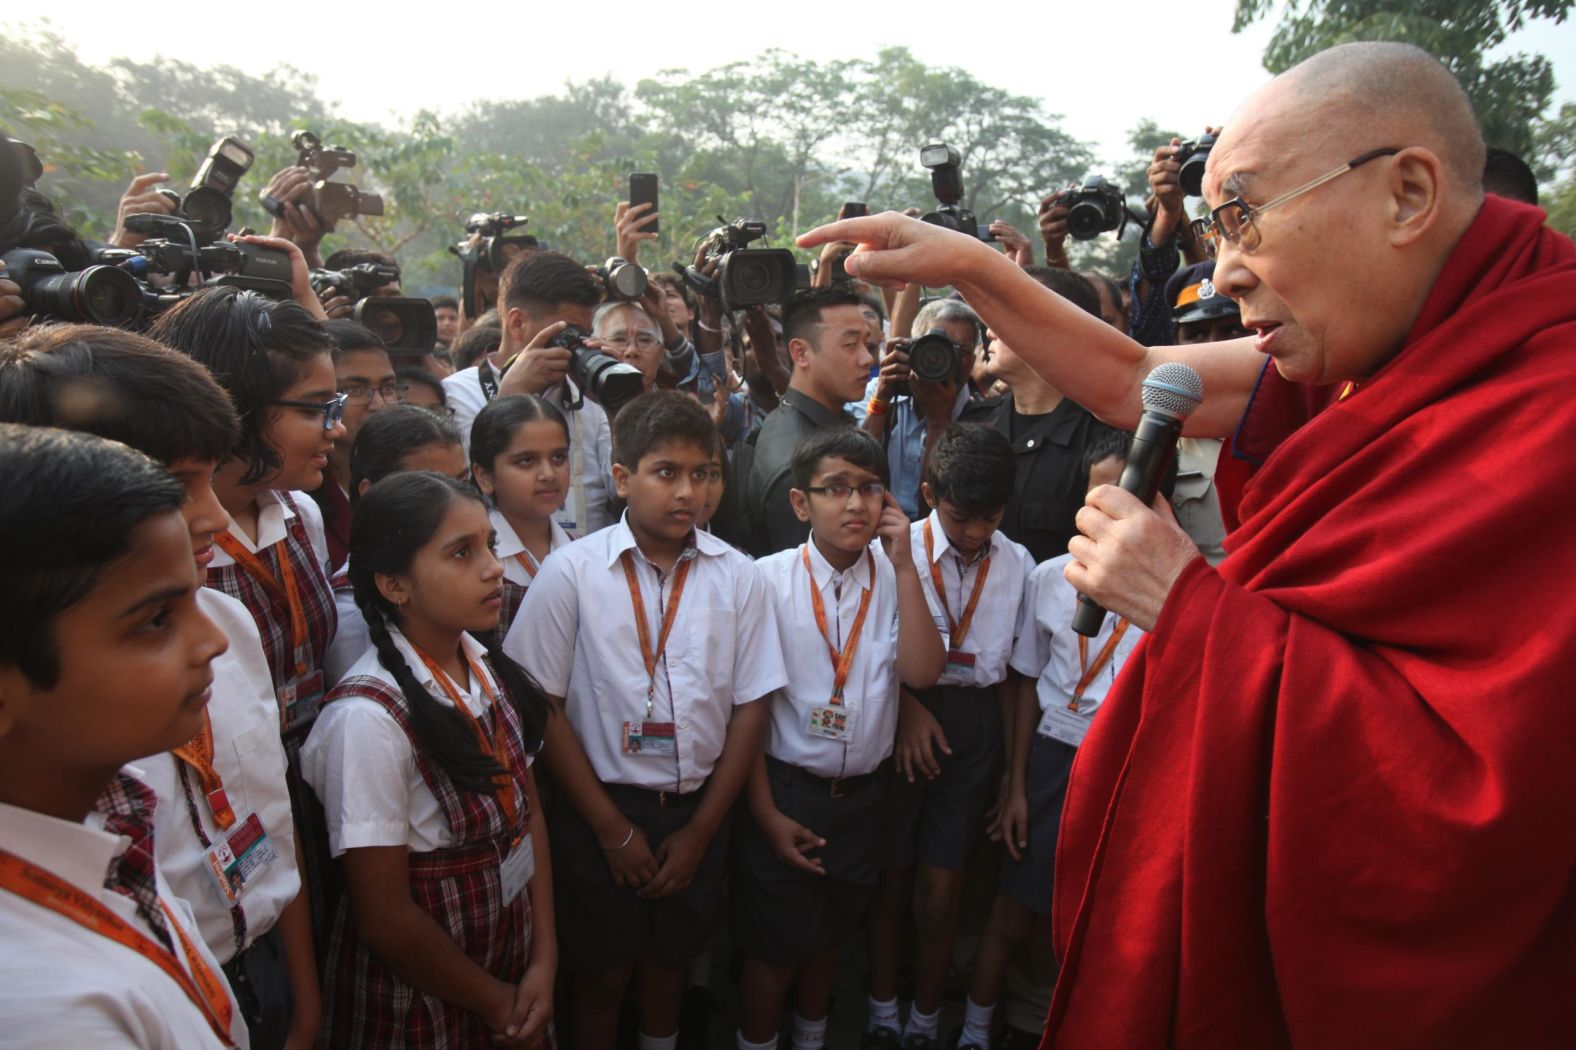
[692,219,797,312]
[311,263,400,301]
[0,247,144,328]
[275,130,385,225]
[1063,175,1128,241]
[458,212,539,272]
[548,323,645,410]
[182,136,255,235]
[919,143,995,243]
[907,327,962,384]
[1175,131,1217,198]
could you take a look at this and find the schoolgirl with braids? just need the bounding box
[301,471,556,1048]
[469,394,576,646]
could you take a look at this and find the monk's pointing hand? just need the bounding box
[1065,486,1200,632]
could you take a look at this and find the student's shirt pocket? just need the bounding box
[231,722,294,838]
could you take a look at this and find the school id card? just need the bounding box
[202,812,278,905]
[278,668,325,735]
[620,720,677,756]
[500,834,535,904]
[806,704,855,742]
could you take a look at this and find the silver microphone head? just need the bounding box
[1141,361,1204,420]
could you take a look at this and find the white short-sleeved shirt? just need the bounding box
[444,366,616,534]
[492,510,574,589]
[0,776,247,1049]
[757,541,900,778]
[506,513,788,793]
[138,588,299,963]
[911,509,1034,688]
[302,627,527,856]
[1009,554,1147,748]
[324,579,365,687]
[209,488,331,577]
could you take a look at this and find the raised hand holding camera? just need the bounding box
[109,172,179,249]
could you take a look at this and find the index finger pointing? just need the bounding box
[796,213,891,251]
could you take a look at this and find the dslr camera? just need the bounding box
[598,256,647,301]
[1174,131,1217,197]
[1061,175,1130,241]
[0,247,145,329]
[156,136,255,237]
[546,323,644,411]
[681,219,797,312]
[919,144,995,242]
[262,130,385,227]
[310,263,401,301]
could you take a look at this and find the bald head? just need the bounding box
[1278,42,1485,192]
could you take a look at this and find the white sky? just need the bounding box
[10,1,1576,169]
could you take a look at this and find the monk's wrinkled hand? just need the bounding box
[1065,486,1200,632]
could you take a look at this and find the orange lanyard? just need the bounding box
[1068,618,1130,713]
[513,552,540,580]
[213,530,309,677]
[620,550,693,716]
[0,848,236,1046]
[171,712,235,831]
[922,519,991,647]
[413,646,521,837]
[802,545,875,706]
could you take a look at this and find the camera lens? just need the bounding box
[907,330,959,383]
[181,187,233,232]
[30,265,142,328]
[1066,199,1109,241]
[570,345,645,408]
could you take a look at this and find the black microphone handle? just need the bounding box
[1071,409,1184,637]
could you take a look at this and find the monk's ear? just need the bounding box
[1386,147,1446,248]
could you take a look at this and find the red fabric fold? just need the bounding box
[1045,196,1576,1049]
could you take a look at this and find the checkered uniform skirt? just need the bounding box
[317,673,547,1049]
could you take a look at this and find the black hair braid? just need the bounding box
[355,588,509,796]
[472,630,551,755]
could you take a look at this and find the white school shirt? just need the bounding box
[209,488,332,577]
[301,627,528,855]
[911,509,1034,688]
[757,541,901,779]
[138,588,300,963]
[0,776,248,1049]
[324,576,365,687]
[445,364,616,534]
[492,509,574,589]
[506,513,788,793]
[1009,554,1147,748]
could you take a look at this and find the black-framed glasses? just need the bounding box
[339,382,400,406]
[1191,147,1402,260]
[804,481,886,501]
[273,391,348,431]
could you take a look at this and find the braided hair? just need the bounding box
[349,471,549,794]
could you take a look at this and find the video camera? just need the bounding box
[450,211,542,316]
[311,262,400,301]
[919,144,995,243]
[546,323,644,411]
[677,219,797,312]
[353,296,439,354]
[261,130,385,228]
[1175,131,1217,197]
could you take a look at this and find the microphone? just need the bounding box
[1071,361,1204,637]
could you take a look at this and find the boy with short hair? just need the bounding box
[0,325,320,1050]
[954,426,1147,1050]
[734,429,945,1050]
[0,424,244,1048]
[505,390,788,1050]
[866,422,1035,1050]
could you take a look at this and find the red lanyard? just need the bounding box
[0,848,236,1046]
[922,519,991,647]
[513,552,539,580]
[802,545,875,706]
[412,646,521,838]
[620,550,693,716]
[171,712,235,831]
[1068,619,1130,713]
[213,531,309,677]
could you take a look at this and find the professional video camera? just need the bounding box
[676,219,797,312]
[0,133,43,229]
[310,263,400,301]
[353,296,439,353]
[1175,131,1217,197]
[121,212,295,302]
[261,130,385,228]
[154,136,255,238]
[547,323,644,410]
[449,211,541,316]
[1062,175,1133,241]
[919,144,995,243]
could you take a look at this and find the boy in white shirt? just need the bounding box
[734,429,944,1050]
[507,391,788,1050]
[0,425,246,1049]
[866,423,1035,1050]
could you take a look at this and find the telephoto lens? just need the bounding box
[550,325,645,408]
[907,328,960,383]
[0,248,142,328]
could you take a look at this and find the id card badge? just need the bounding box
[278,669,325,734]
[500,834,535,904]
[620,720,677,755]
[203,812,278,905]
[806,704,854,742]
[943,649,976,681]
[1037,704,1090,748]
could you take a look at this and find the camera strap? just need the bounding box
[478,360,500,402]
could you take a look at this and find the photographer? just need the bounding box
[445,249,615,534]
[855,298,980,519]
[260,163,328,269]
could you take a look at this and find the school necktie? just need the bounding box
[96,772,173,953]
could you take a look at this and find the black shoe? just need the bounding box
[862,1027,903,1050]
[995,1026,1040,1050]
[902,1035,941,1050]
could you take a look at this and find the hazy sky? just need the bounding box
[9,2,1575,169]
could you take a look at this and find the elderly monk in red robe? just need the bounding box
[802,40,1576,1049]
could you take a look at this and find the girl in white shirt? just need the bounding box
[303,471,555,1048]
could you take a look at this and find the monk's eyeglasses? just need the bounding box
[1191,147,1403,260]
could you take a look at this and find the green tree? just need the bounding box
[1232,0,1573,157]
